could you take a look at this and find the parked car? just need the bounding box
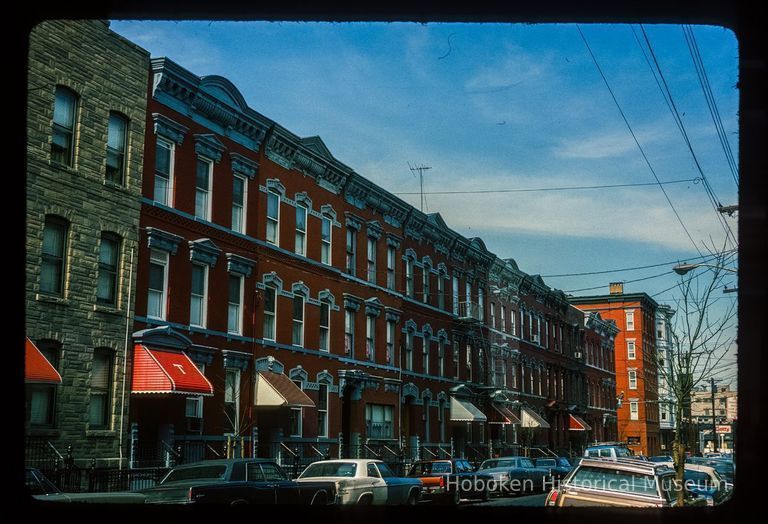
[187,460,337,505]
[648,455,674,465]
[687,457,734,490]
[583,443,633,460]
[406,458,493,504]
[545,458,703,507]
[683,463,731,506]
[477,456,550,495]
[533,457,572,481]
[138,458,327,504]
[296,459,422,505]
[27,468,147,504]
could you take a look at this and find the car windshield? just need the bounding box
[408,461,451,476]
[709,463,733,482]
[479,459,514,470]
[568,466,659,497]
[163,465,227,483]
[300,462,357,478]
[615,447,632,458]
[536,459,556,467]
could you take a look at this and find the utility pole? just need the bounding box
[408,163,431,212]
[711,377,718,453]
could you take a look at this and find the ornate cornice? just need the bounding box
[230,152,259,179]
[226,253,256,277]
[188,238,221,267]
[146,227,183,255]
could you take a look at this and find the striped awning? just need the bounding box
[254,371,315,408]
[569,414,592,431]
[450,397,487,422]
[131,344,213,396]
[488,404,522,425]
[520,406,551,428]
[25,338,62,384]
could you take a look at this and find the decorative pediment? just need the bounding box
[300,136,334,161]
[226,253,256,277]
[364,297,383,317]
[194,133,226,163]
[146,227,183,255]
[292,281,310,297]
[152,113,188,145]
[230,152,259,179]
[188,238,221,267]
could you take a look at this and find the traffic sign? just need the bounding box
[716,425,731,434]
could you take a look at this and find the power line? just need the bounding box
[576,25,703,257]
[393,178,701,196]
[543,248,736,278]
[635,25,737,250]
[682,24,739,188]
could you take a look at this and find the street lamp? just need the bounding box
[672,262,737,276]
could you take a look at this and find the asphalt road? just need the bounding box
[462,492,548,507]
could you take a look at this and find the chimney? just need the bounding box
[609,282,624,295]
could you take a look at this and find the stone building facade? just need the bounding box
[25,20,149,466]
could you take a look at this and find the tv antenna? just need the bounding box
[408,162,432,212]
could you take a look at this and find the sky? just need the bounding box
[109,20,739,387]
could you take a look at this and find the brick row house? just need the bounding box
[128,56,619,466]
[571,283,662,456]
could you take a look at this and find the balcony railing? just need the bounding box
[366,421,393,440]
[458,301,481,321]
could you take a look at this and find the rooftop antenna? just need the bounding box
[408,162,432,212]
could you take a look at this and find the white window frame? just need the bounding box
[321,215,332,265]
[227,274,244,335]
[295,204,307,256]
[490,303,496,329]
[438,344,445,377]
[224,368,241,434]
[478,287,484,321]
[232,174,247,234]
[189,263,208,328]
[500,305,506,332]
[406,332,414,371]
[628,369,638,390]
[627,339,636,360]
[154,137,174,206]
[263,285,277,341]
[292,294,305,347]
[345,309,355,358]
[386,320,396,366]
[367,237,377,283]
[406,259,415,297]
[319,300,330,352]
[346,229,356,276]
[422,267,430,303]
[366,314,376,361]
[387,247,396,289]
[195,156,213,221]
[625,309,635,331]
[423,339,430,375]
[317,383,329,437]
[437,275,445,309]
[266,190,280,246]
[452,275,459,314]
[147,249,169,320]
[630,400,639,420]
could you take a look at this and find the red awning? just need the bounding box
[488,404,522,425]
[568,413,592,431]
[131,344,213,396]
[25,338,62,384]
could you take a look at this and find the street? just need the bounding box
[458,493,548,507]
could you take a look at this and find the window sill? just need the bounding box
[36,294,69,306]
[48,160,78,175]
[103,179,134,194]
[93,304,123,316]
[86,429,116,438]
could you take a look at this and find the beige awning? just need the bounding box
[520,406,551,428]
[450,397,487,422]
[254,372,315,408]
[488,404,522,425]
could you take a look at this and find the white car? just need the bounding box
[296,459,422,505]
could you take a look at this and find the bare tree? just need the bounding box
[660,242,737,506]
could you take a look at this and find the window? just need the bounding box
[321,216,332,265]
[189,264,208,328]
[406,258,414,297]
[423,268,430,303]
[317,383,328,437]
[625,310,635,331]
[466,344,472,382]
[365,404,393,439]
[28,341,59,427]
[367,237,376,283]
[452,275,459,314]
[292,294,304,347]
[437,275,445,309]
[387,247,396,289]
[453,341,460,379]
[438,344,445,377]
[51,86,77,165]
[346,229,356,275]
[386,320,396,366]
[423,339,430,374]
[40,216,68,296]
[266,190,280,245]
[500,305,507,332]
[510,307,515,336]
[185,363,205,433]
[195,158,212,220]
[406,332,414,371]
[295,204,307,256]
[490,303,496,329]
[345,309,355,358]
[478,287,484,321]
[627,339,636,360]
[656,320,665,339]
[96,233,120,306]
[628,370,637,390]
[227,275,243,335]
[232,175,247,234]
[147,249,168,320]
[105,113,129,184]
[154,138,173,205]
[630,401,639,420]
[263,286,276,341]
[290,380,303,437]
[465,281,471,306]
[224,368,240,434]
[366,315,376,361]
[88,349,113,429]
[494,358,506,387]
[319,301,330,352]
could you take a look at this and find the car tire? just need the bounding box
[357,494,373,505]
[481,486,490,502]
[405,490,419,506]
[450,489,461,506]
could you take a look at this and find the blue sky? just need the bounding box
[110,21,739,386]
